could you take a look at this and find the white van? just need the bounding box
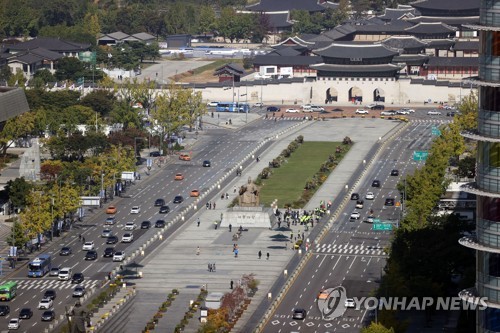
[58,267,72,281]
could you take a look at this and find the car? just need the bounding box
[149,151,161,157]
[285,108,299,113]
[72,286,86,298]
[292,308,307,320]
[266,106,280,112]
[381,110,396,116]
[350,193,360,200]
[8,318,19,330]
[427,110,442,115]
[154,198,165,206]
[43,289,57,300]
[72,273,84,284]
[447,111,457,117]
[369,104,385,110]
[101,229,113,238]
[105,216,116,225]
[350,211,361,219]
[345,298,356,308]
[38,298,53,309]
[385,198,395,206]
[372,180,381,187]
[173,195,184,204]
[355,200,364,209]
[82,241,95,251]
[122,233,134,243]
[103,247,115,258]
[106,205,117,214]
[310,105,325,112]
[49,267,60,277]
[59,246,72,256]
[391,169,399,176]
[41,310,55,321]
[141,221,151,229]
[355,109,369,114]
[0,305,9,316]
[85,250,98,261]
[179,153,191,161]
[203,160,211,167]
[190,189,200,197]
[301,103,312,111]
[366,216,374,223]
[124,222,137,231]
[174,173,184,180]
[58,267,72,281]
[106,235,119,244]
[365,192,375,200]
[396,109,410,115]
[401,107,415,113]
[207,101,219,107]
[159,205,171,214]
[18,308,32,319]
[130,206,141,214]
[254,102,264,107]
[113,251,125,262]
[155,220,166,228]
[317,290,329,300]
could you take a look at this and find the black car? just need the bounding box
[103,247,115,257]
[154,198,165,207]
[173,195,184,204]
[106,235,119,244]
[370,104,385,110]
[350,193,360,200]
[59,246,72,256]
[43,289,57,300]
[41,310,55,321]
[19,308,32,319]
[292,308,307,320]
[372,180,381,187]
[159,205,171,214]
[155,220,166,228]
[203,160,211,167]
[0,305,9,316]
[149,151,161,157]
[266,106,280,112]
[385,198,395,206]
[85,250,98,261]
[391,169,399,176]
[72,273,84,284]
[141,221,151,229]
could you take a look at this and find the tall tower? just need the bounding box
[460,1,500,332]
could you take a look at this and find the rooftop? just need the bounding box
[246,0,326,13]
[313,43,399,59]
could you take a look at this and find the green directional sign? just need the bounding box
[431,126,441,136]
[79,51,96,63]
[76,77,84,85]
[373,218,381,224]
[373,222,393,231]
[413,151,429,161]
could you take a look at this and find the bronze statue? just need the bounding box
[238,177,260,207]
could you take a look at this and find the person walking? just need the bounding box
[226,193,229,199]
[267,252,270,260]
[230,280,234,289]
[258,250,262,259]
[213,202,216,209]
[78,234,82,241]
[208,263,212,272]
[214,221,218,229]
[197,218,200,227]
[229,224,232,232]
[196,246,200,255]
[82,237,86,244]
[209,202,212,209]
[213,263,216,272]
[206,202,209,209]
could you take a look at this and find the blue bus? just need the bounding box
[216,102,250,113]
[28,254,52,277]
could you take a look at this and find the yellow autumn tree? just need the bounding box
[19,190,52,241]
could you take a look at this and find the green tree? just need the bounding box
[7,220,29,248]
[361,322,395,333]
[55,57,86,81]
[5,177,33,211]
[197,5,216,36]
[19,190,52,241]
[291,10,322,34]
[48,181,80,219]
[0,112,36,156]
[80,89,117,118]
[33,69,56,84]
[457,91,478,131]
[457,156,476,178]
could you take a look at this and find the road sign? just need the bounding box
[431,126,441,136]
[413,151,429,161]
[79,51,96,63]
[373,218,381,224]
[373,222,393,231]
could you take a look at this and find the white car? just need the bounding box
[350,211,361,219]
[366,216,374,223]
[113,251,125,262]
[207,101,219,107]
[38,298,53,309]
[285,108,299,113]
[82,241,94,251]
[124,222,137,231]
[310,105,325,112]
[58,267,72,281]
[253,102,264,107]
[345,298,355,308]
[401,107,415,113]
[427,110,442,115]
[121,233,134,243]
[365,192,375,200]
[381,111,396,116]
[355,109,369,114]
[130,206,141,214]
[396,109,410,115]
[8,318,20,330]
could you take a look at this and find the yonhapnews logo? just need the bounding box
[316,286,348,321]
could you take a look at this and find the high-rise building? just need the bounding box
[460,1,500,332]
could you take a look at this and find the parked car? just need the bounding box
[368,104,385,110]
[285,108,299,113]
[310,105,325,112]
[254,102,264,107]
[401,107,415,113]
[381,110,396,116]
[207,101,219,107]
[149,151,161,157]
[427,110,442,115]
[396,109,410,115]
[355,109,369,114]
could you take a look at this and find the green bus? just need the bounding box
[0,281,17,301]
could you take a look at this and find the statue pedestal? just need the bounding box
[221,206,272,229]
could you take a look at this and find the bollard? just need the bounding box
[268,292,272,300]
[139,271,143,278]
[141,250,145,256]
[284,269,288,277]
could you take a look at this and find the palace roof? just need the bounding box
[313,43,399,59]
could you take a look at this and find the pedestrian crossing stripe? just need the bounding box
[11,279,100,290]
[314,244,386,256]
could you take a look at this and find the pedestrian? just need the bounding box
[82,237,86,244]
[226,193,229,199]
[234,249,238,258]
[221,194,224,200]
[209,202,212,209]
[233,186,237,193]
[229,224,232,232]
[213,263,216,272]
[230,280,234,289]
[208,263,212,272]
[267,252,270,260]
[258,250,262,259]
[214,221,218,230]
[197,218,200,227]
[196,246,200,255]
[206,202,209,209]
[277,221,281,229]
[302,232,305,240]
[78,234,82,241]
[213,202,216,209]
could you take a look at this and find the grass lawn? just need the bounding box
[259,142,340,206]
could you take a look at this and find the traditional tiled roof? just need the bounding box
[382,36,427,51]
[425,39,455,49]
[378,8,417,21]
[272,36,315,48]
[405,22,457,34]
[405,16,479,25]
[267,12,293,29]
[8,37,90,53]
[410,0,479,13]
[354,21,414,33]
[214,63,245,76]
[392,54,429,65]
[425,57,479,67]
[8,48,63,64]
[453,40,479,51]
[322,25,357,40]
[313,43,399,59]
[246,0,326,13]
[269,47,302,56]
[0,87,30,122]
[311,63,402,73]
[253,55,322,66]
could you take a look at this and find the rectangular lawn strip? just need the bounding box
[259,141,340,206]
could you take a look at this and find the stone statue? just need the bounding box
[70,302,90,333]
[238,177,260,207]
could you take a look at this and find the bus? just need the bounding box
[0,281,18,301]
[28,254,52,278]
[216,102,250,113]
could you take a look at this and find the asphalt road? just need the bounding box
[261,118,449,333]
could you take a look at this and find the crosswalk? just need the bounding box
[264,117,304,121]
[11,278,100,290]
[314,243,386,256]
[411,119,452,124]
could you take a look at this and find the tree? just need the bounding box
[0,112,36,156]
[197,5,216,36]
[7,220,29,248]
[19,190,52,241]
[5,177,33,211]
[291,10,322,35]
[457,156,476,178]
[33,69,56,84]
[457,91,478,131]
[55,57,86,81]
[48,181,80,219]
[80,89,117,117]
[361,322,395,333]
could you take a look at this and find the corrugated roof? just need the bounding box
[131,32,156,41]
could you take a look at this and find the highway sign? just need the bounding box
[373,218,381,224]
[413,151,428,161]
[431,126,441,136]
[373,222,393,231]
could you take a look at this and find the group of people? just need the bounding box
[208,263,216,272]
[206,201,216,209]
[220,192,230,200]
[258,250,270,260]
